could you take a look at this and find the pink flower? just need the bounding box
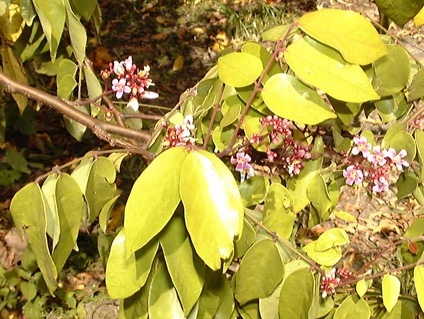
[113,61,125,76]
[367,146,387,166]
[112,78,131,99]
[231,152,252,172]
[352,136,371,157]
[343,165,363,186]
[386,148,409,171]
[123,56,133,71]
[321,268,341,298]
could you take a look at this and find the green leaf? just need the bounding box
[20,281,37,301]
[20,0,37,25]
[380,300,416,319]
[70,157,93,194]
[388,131,416,162]
[262,73,336,125]
[414,265,424,312]
[160,216,204,315]
[71,0,97,20]
[217,52,263,87]
[64,0,86,63]
[407,69,424,101]
[240,176,270,207]
[315,228,349,252]
[10,183,58,293]
[263,212,296,240]
[148,263,185,319]
[5,145,30,174]
[98,195,120,233]
[307,175,333,219]
[263,183,294,215]
[125,147,187,255]
[239,300,260,319]
[356,279,369,298]
[381,123,407,149]
[382,274,400,312]
[297,9,387,65]
[242,42,282,82]
[375,0,424,27]
[396,172,418,200]
[334,210,357,223]
[57,59,77,100]
[83,65,103,115]
[415,130,424,182]
[234,219,256,259]
[302,241,342,267]
[235,239,284,305]
[334,295,370,319]
[181,150,244,271]
[279,268,314,319]
[261,24,291,41]
[373,45,410,97]
[86,157,117,222]
[52,173,84,273]
[221,97,242,127]
[285,38,380,103]
[32,0,65,61]
[122,286,149,319]
[64,106,89,141]
[106,229,158,299]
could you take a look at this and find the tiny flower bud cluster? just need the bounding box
[163,115,196,148]
[102,56,158,111]
[250,116,311,176]
[320,267,353,298]
[343,137,409,193]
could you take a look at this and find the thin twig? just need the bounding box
[203,84,225,149]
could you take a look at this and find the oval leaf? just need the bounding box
[262,73,336,125]
[356,279,369,298]
[218,52,263,87]
[414,265,424,313]
[285,38,380,103]
[125,147,188,255]
[181,150,244,270]
[334,295,370,319]
[297,9,387,65]
[382,274,400,312]
[235,239,284,305]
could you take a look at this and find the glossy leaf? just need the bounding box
[10,183,58,293]
[262,73,336,125]
[221,99,241,127]
[57,59,77,99]
[52,173,84,272]
[160,216,204,315]
[285,38,379,103]
[106,229,158,299]
[86,157,117,222]
[125,147,187,255]
[181,150,243,270]
[235,239,284,305]
[407,69,424,101]
[373,45,410,97]
[382,274,400,312]
[217,52,263,87]
[32,0,65,61]
[279,268,314,319]
[334,295,370,319]
[414,265,424,312]
[71,157,93,193]
[64,0,86,63]
[149,263,185,319]
[375,0,424,27]
[297,9,387,65]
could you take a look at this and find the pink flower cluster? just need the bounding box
[102,56,158,111]
[343,137,409,193]
[162,115,196,148]
[250,115,311,176]
[321,268,353,298]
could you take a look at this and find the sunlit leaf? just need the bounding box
[297,9,387,65]
[279,268,314,319]
[285,38,380,103]
[315,228,349,252]
[181,150,243,271]
[356,279,369,298]
[382,274,400,312]
[388,131,416,162]
[10,183,58,293]
[307,175,333,219]
[160,216,204,315]
[218,52,263,87]
[303,241,342,267]
[125,147,187,255]
[414,265,424,312]
[334,295,370,319]
[235,239,284,305]
[261,24,291,41]
[41,174,60,249]
[262,74,336,125]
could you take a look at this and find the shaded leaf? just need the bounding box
[64,0,86,63]
[285,38,379,103]
[415,130,424,182]
[218,52,263,87]
[125,147,187,255]
[396,172,418,200]
[375,0,424,27]
[297,9,387,65]
[407,69,424,101]
[181,150,243,270]
[235,239,284,305]
[240,176,269,207]
[234,219,256,259]
[307,175,333,219]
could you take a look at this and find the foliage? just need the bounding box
[2,1,424,319]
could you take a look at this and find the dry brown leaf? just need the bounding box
[373,219,401,234]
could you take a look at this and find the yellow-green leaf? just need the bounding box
[382,274,400,312]
[181,150,244,271]
[297,9,387,65]
[302,241,342,267]
[356,279,369,298]
[414,265,424,312]
[262,73,336,125]
[334,295,370,319]
[285,38,380,103]
[125,147,187,255]
[217,52,263,87]
[414,6,424,26]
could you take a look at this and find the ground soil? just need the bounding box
[1,0,423,317]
